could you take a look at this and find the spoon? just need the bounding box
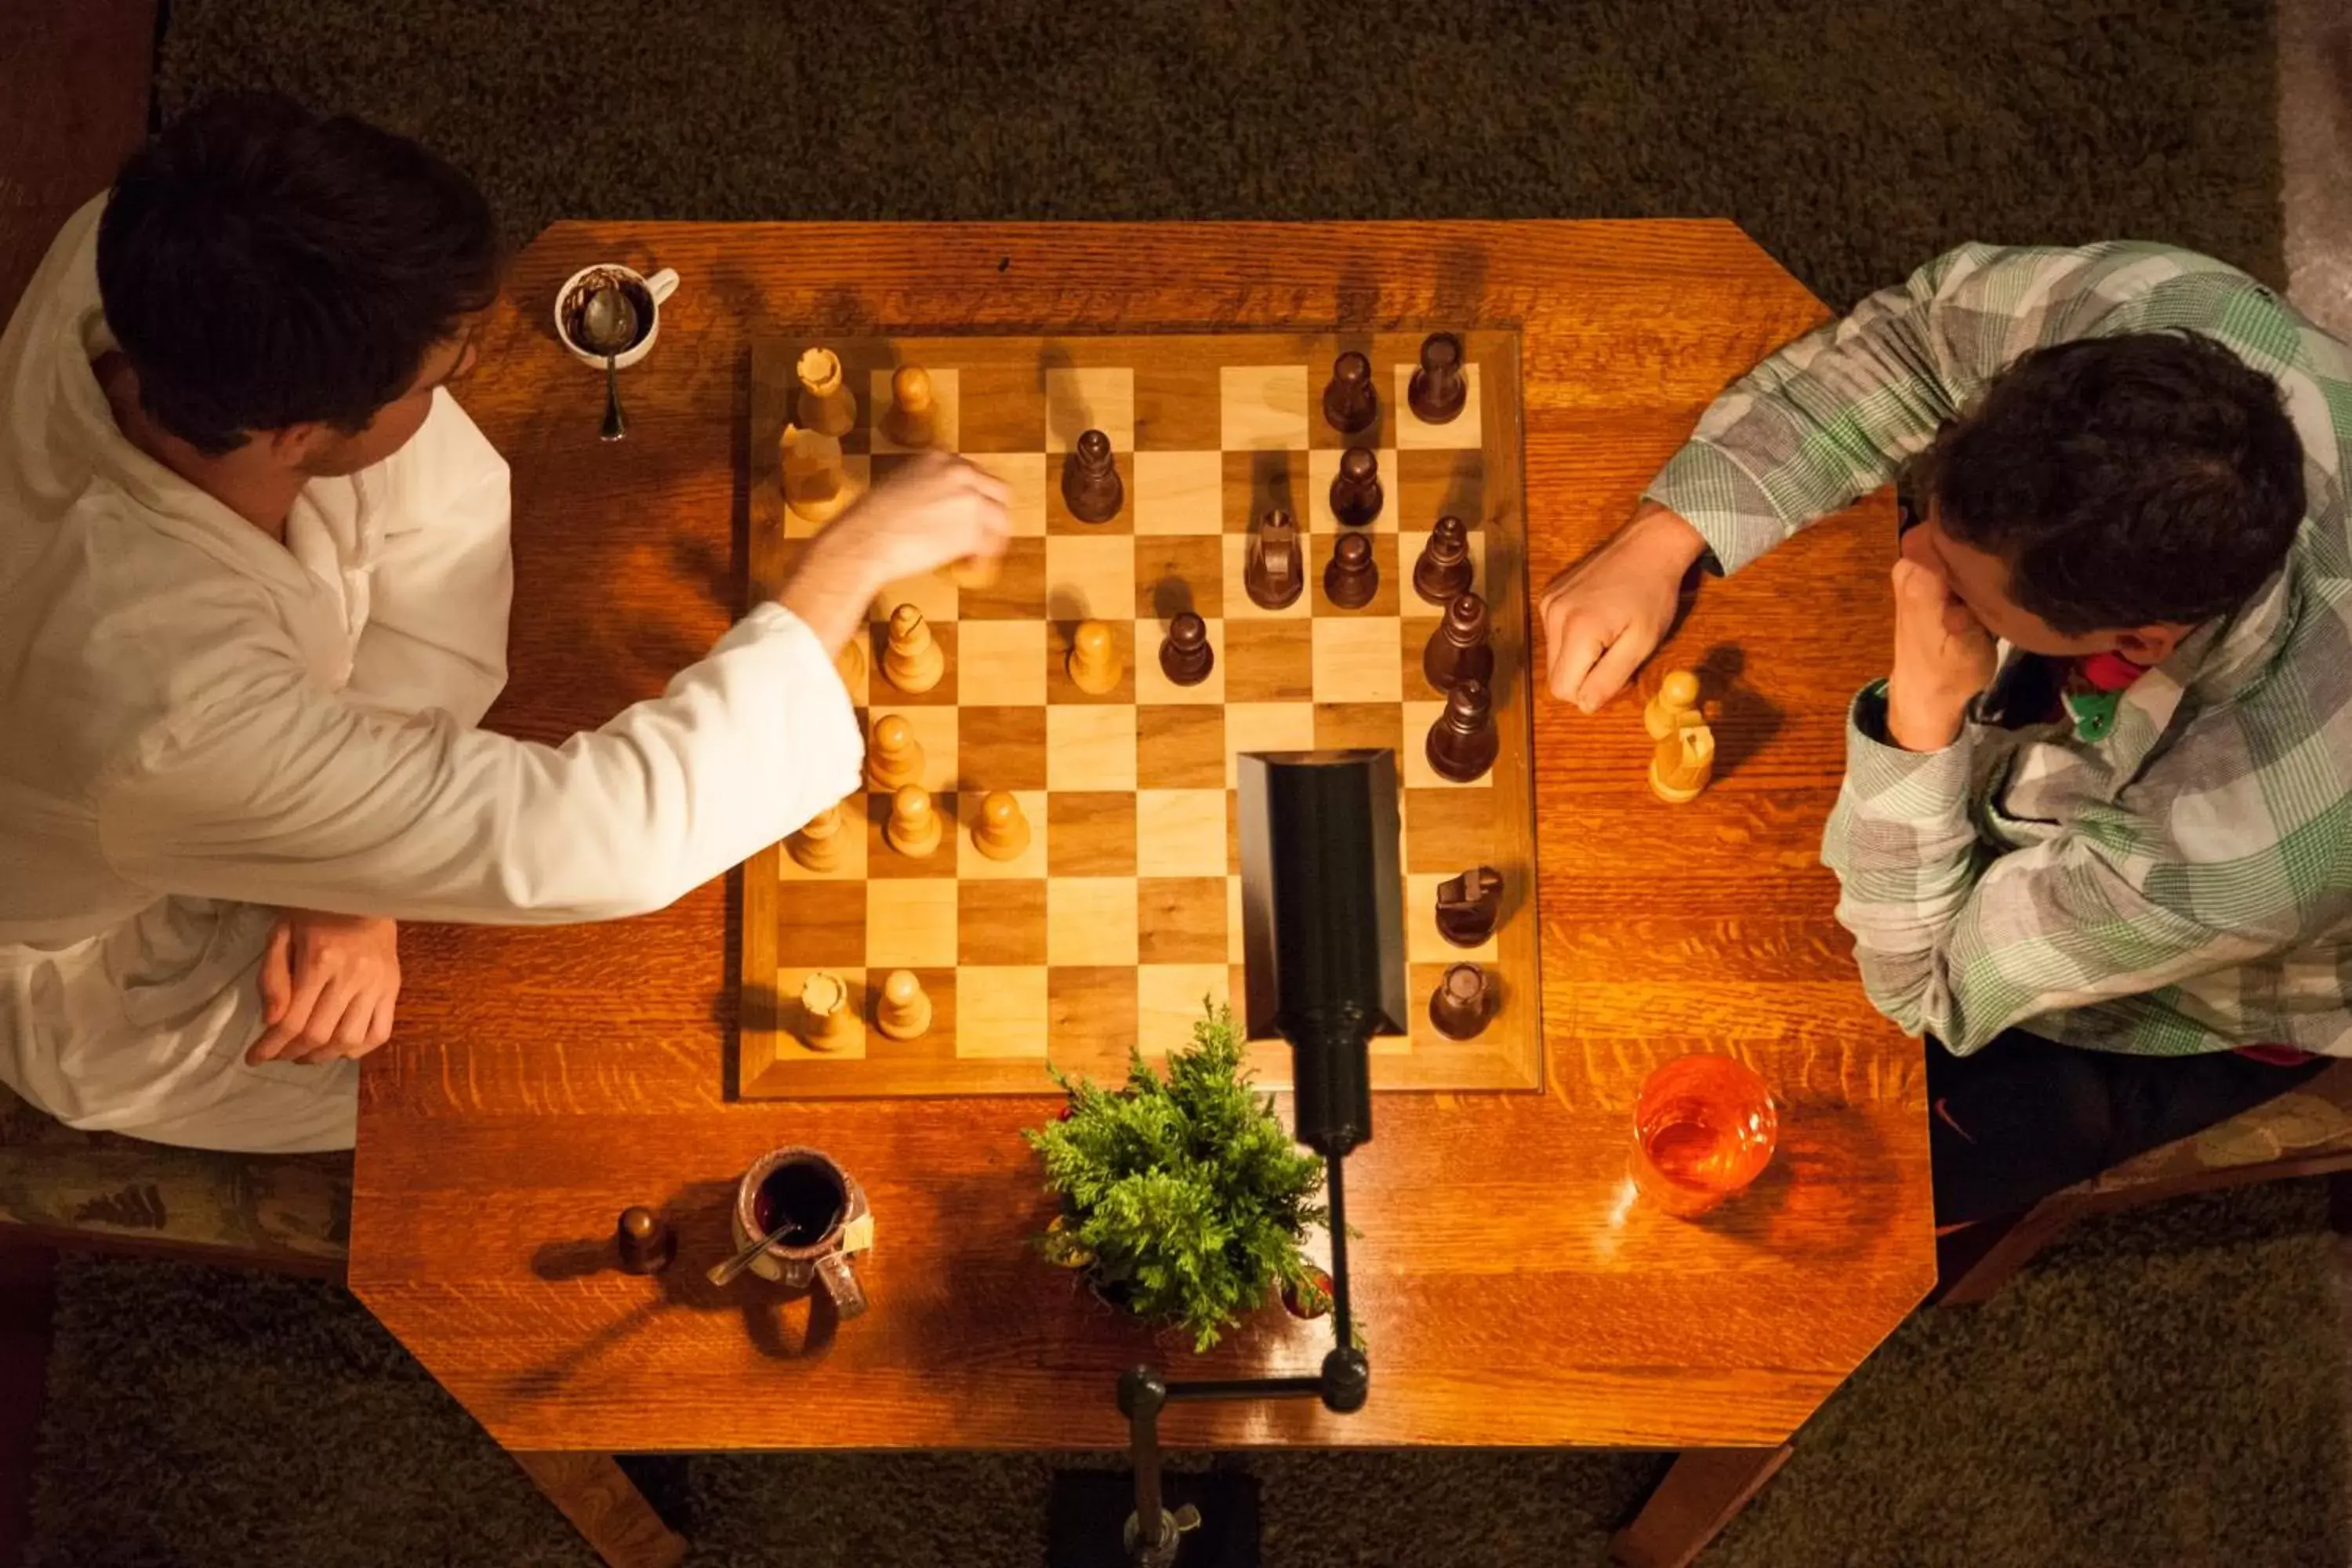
[578,281,640,442]
[706,1218,797,1287]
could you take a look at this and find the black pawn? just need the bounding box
[615,1207,675,1274]
[1422,591,1494,692]
[1428,962,1492,1040]
[1408,332,1468,425]
[1426,677,1498,783]
[1322,350,1378,436]
[1323,532,1378,610]
[1062,428,1122,524]
[1435,866,1503,947]
[1245,509,1305,611]
[1330,445,1383,528]
[1160,610,1215,686]
[1414,514,1474,604]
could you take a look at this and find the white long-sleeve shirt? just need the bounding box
[0,198,862,1149]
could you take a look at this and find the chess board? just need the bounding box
[739,331,1541,1098]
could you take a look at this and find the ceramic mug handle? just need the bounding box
[814,1250,866,1319]
[645,267,680,306]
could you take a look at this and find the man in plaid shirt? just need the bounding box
[1539,242,2350,1225]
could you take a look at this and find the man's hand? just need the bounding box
[1539,503,1709,711]
[778,452,1012,651]
[249,911,401,1065]
[1886,528,1998,752]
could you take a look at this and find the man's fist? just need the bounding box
[1539,503,1709,711]
[249,910,401,1065]
[778,452,1012,651]
[1885,525,1998,752]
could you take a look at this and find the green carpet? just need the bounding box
[31,1183,2347,1566]
[151,0,2283,310]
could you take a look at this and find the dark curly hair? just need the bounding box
[1920,331,2306,636]
[97,93,500,456]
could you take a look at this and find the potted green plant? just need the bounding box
[1024,1003,1333,1350]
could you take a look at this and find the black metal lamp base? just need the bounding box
[1047,1470,1260,1568]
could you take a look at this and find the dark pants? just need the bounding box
[1926,1030,2332,1227]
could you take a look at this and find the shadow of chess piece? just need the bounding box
[615,1207,676,1275]
[1330,445,1384,528]
[882,365,936,448]
[1422,591,1494,692]
[1322,350,1378,436]
[1435,866,1502,947]
[1425,677,1498,782]
[795,347,857,437]
[1159,611,1215,686]
[1245,509,1305,611]
[1414,514,1474,604]
[1428,962,1492,1040]
[1061,428,1123,524]
[1408,332,1468,425]
[1324,531,1378,609]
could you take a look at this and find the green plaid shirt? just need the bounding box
[1646,243,2352,1056]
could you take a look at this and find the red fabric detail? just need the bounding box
[2078,650,2151,692]
[2234,1044,2318,1066]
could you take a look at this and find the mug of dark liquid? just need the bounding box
[730,1146,871,1316]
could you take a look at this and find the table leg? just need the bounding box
[1609,1444,1793,1568]
[510,1450,688,1568]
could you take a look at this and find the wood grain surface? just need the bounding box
[349,220,1931,1456]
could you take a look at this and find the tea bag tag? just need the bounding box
[840,1213,875,1254]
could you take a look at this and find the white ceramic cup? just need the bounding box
[554,263,679,371]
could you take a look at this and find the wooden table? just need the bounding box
[350,220,1933,1567]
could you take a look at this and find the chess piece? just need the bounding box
[881,365,936,448]
[781,423,856,526]
[1245,509,1305,611]
[800,971,855,1051]
[972,789,1032,861]
[615,1206,676,1275]
[1159,611,1215,687]
[866,713,925,791]
[833,635,867,694]
[948,552,1001,590]
[1323,531,1378,609]
[1061,428,1123,524]
[1321,350,1378,436]
[874,969,933,1041]
[786,800,848,873]
[1066,618,1123,695]
[1425,677,1498,782]
[883,604,945,693]
[1408,331,1468,425]
[794,347,857,437]
[1435,866,1503,947]
[1421,591,1495,692]
[1428,962,1493,1040]
[1329,445,1383,528]
[1643,670,1703,739]
[1413,515,1474,604]
[1650,720,1717,804]
[885,784,942,858]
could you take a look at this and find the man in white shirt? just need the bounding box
[0,94,1007,1153]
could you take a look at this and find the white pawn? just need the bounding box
[787,800,847,873]
[882,365,937,449]
[874,969,933,1041]
[866,713,926,792]
[886,784,942,858]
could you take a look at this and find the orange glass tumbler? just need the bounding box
[1630,1053,1779,1217]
